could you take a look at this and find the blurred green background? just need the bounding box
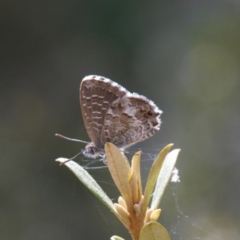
[1,1,240,240]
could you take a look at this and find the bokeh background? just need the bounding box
[1,1,240,240]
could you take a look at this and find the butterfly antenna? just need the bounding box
[55,133,89,144]
[59,150,83,166]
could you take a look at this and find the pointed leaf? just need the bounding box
[129,151,142,204]
[151,149,180,209]
[141,144,173,216]
[114,203,131,228]
[56,158,115,211]
[105,143,133,211]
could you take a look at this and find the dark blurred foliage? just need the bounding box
[1,1,240,240]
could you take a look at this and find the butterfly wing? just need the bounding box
[80,75,127,148]
[101,92,162,149]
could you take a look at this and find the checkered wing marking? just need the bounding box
[101,93,162,149]
[80,76,126,147]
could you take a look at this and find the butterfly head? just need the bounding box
[82,142,105,159]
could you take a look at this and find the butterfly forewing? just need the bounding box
[80,76,127,147]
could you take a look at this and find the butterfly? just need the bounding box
[79,75,162,159]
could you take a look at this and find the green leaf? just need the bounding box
[56,158,115,211]
[151,149,180,209]
[110,236,125,240]
[141,144,173,217]
[140,222,171,240]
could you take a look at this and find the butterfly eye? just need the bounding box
[145,110,154,117]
